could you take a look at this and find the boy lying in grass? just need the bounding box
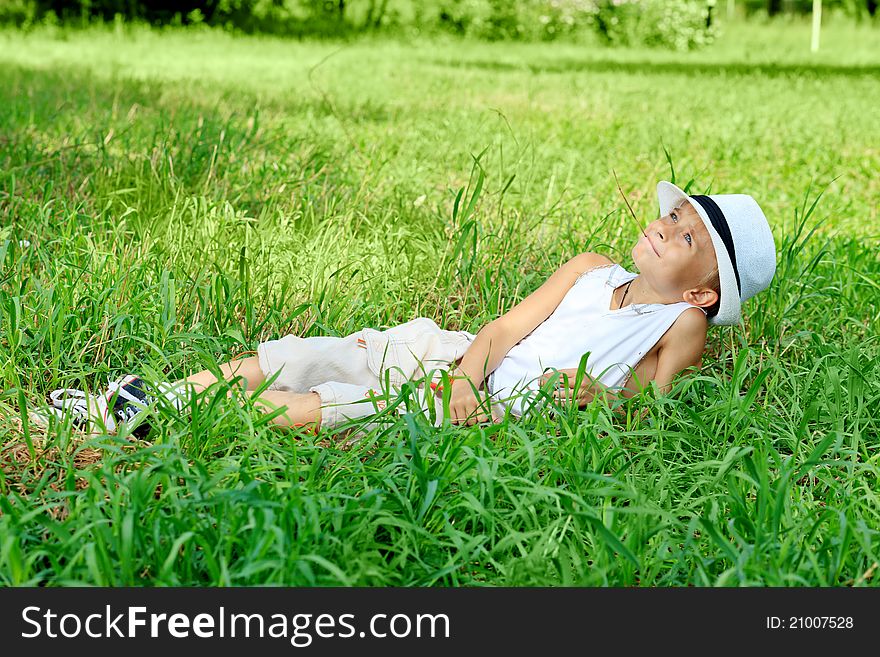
[39,180,776,439]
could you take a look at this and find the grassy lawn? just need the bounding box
[0,17,878,586]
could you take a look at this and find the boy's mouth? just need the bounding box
[644,234,660,257]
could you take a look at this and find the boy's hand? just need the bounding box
[540,368,599,408]
[443,378,501,426]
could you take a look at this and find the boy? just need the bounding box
[41,181,776,438]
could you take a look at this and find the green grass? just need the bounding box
[0,17,878,586]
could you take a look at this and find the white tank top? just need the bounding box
[487,263,706,417]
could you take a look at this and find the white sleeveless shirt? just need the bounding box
[487,263,706,418]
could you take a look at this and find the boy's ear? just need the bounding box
[684,286,718,308]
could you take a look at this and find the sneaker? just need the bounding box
[43,387,118,435]
[43,376,187,438]
[105,375,155,438]
[105,375,188,437]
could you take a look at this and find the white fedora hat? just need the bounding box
[657,181,777,327]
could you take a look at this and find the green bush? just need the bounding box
[641,0,718,50]
[435,0,594,41]
[0,0,722,48]
[590,0,717,50]
[0,0,39,26]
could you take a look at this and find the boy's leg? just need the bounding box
[179,355,265,393]
[89,356,268,435]
[191,380,379,433]
[242,389,322,430]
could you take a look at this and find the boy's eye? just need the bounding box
[671,211,692,245]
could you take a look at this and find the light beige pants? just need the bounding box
[257,317,505,437]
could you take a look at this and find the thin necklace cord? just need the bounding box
[618,280,633,309]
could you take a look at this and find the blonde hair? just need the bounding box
[697,265,721,318]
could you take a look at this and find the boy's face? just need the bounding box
[632,200,720,307]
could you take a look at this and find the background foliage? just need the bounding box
[1,1,876,48]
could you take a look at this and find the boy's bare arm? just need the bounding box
[640,307,707,397]
[450,252,613,390]
[545,307,706,412]
[611,307,707,408]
